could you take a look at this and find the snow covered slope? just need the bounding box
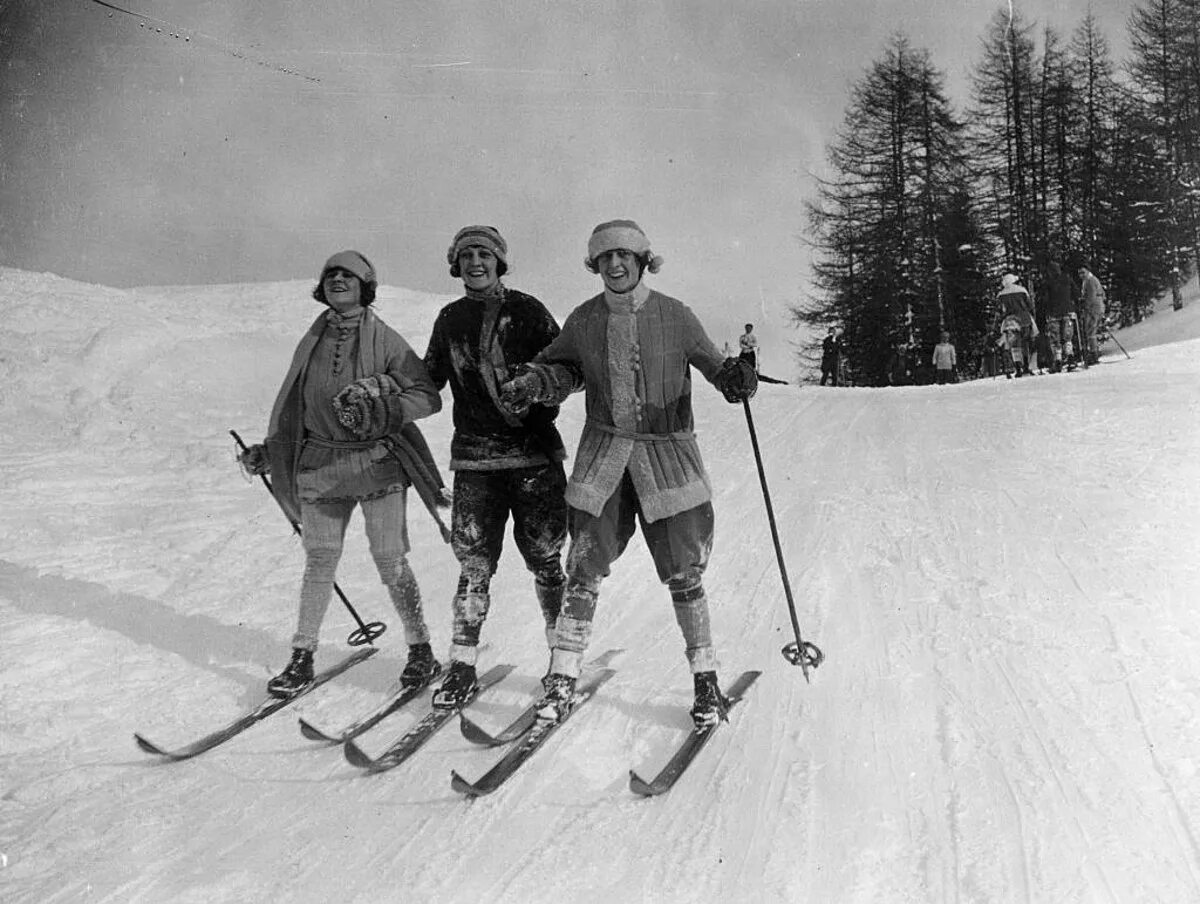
[2,267,1199,903]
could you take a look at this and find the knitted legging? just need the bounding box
[292,493,430,650]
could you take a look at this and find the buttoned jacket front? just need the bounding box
[531,286,726,522]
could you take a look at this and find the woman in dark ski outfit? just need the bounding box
[499,220,758,729]
[239,251,446,698]
[422,226,569,708]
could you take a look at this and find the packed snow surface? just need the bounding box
[1,267,1198,903]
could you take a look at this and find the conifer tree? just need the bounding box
[970,8,1040,275]
[797,36,982,384]
[1128,0,1200,308]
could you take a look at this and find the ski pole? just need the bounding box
[1106,326,1132,359]
[740,399,824,681]
[229,430,385,647]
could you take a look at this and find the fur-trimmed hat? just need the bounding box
[447,225,508,277]
[584,219,664,274]
[320,250,377,289]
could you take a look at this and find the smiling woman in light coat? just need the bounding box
[499,220,758,729]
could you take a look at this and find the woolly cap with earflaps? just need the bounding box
[584,219,664,273]
[446,225,508,277]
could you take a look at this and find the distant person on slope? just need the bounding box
[931,331,957,384]
[820,326,842,386]
[498,219,758,729]
[998,273,1036,377]
[1078,265,1107,366]
[997,314,1025,378]
[1041,261,1077,372]
[419,225,569,710]
[739,323,760,372]
[238,250,445,698]
[886,341,911,386]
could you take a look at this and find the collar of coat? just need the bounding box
[324,306,367,328]
[464,280,506,303]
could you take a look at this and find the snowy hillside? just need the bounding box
[2,267,1199,903]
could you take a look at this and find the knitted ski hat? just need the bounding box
[320,250,377,290]
[447,225,508,277]
[1001,273,1020,287]
[584,219,664,273]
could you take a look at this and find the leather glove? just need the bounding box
[715,357,758,403]
[239,443,270,476]
[332,374,403,439]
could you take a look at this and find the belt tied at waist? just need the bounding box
[303,434,379,451]
[587,419,694,442]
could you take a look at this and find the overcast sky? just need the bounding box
[1,0,1131,349]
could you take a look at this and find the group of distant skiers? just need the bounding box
[238,221,760,730]
[821,260,1108,387]
[993,262,1107,379]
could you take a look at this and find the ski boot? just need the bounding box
[431,660,479,710]
[536,673,578,723]
[689,671,730,730]
[267,648,314,699]
[399,642,441,690]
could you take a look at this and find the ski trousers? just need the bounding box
[1046,315,1076,361]
[447,463,567,661]
[551,471,718,676]
[1081,305,1104,360]
[820,358,839,386]
[293,489,430,651]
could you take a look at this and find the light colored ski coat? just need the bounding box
[265,307,443,527]
[528,284,727,523]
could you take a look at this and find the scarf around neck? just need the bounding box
[603,280,650,313]
[465,280,505,303]
[324,306,366,324]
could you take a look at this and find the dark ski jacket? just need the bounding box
[424,286,566,470]
[821,334,841,366]
[1042,265,1075,318]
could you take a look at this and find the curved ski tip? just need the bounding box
[458,714,502,747]
[297,718,333,743]
[343,739,374,769]
[628,769,661,797]
[134,733,167,757]
[450,770,484,797]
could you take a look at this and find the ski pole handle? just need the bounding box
[230,431,284,515]
[229,430,385,646]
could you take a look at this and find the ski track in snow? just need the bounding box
[1,268,1199,903]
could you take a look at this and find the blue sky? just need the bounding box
[0,0,1131,350]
